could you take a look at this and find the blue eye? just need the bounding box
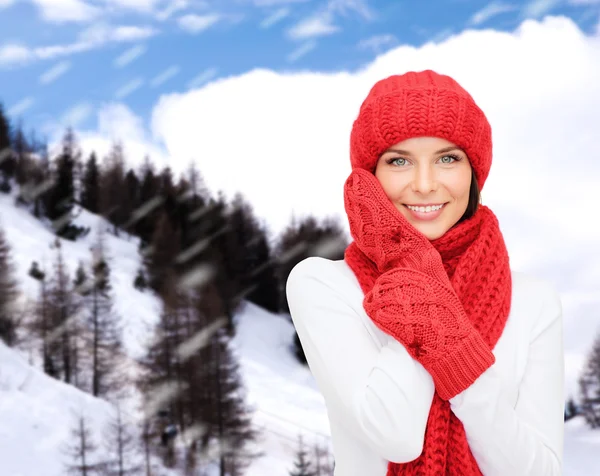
[440,154,460,164]
[387,157,407,166]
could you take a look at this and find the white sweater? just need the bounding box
[286,257,564,476]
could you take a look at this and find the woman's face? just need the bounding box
[374,136,472,240]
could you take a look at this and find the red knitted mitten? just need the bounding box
[344,168,495,400]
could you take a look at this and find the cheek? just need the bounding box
[376,172,406,201]
[447,169,472,199]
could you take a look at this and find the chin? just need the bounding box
[416,226,447,241]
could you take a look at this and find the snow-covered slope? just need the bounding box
[0,340,115,476]
[0,191,332,475]
[0,191,598,475]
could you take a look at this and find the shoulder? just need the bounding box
[286,257,364,308]
[286,256,360,297]
[510,270,562,337]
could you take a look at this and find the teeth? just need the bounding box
[407,204,444,213]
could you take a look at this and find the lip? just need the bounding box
[403,203,447,221]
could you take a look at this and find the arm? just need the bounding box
[286,257,435,463]
[363,260,495,400]
[449,284,564,476]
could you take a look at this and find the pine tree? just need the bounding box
[139,418,158,476]
[19,143,51,218]
[186,161,210,201]
[81,152,100,213]
[564,397,578,422]
[44,129,86,240]
[123,169,140,234]
[62,414,103,476]
[145,211,181,296]
[134,157,161,245]
[289,435,317,476]
[200,284,259,475]
[140,296,188,470]
[0,224,18,345]
[275,216,348,363]
[134,267,147,290]
[579,330,600,428]
[81,232,124,397]
[47,239,82,385]
[29,260,59,377]
[220,193,279,314]
[275,215,348,314]
[0,103,15,190]
[13,121,31,187]
[246,232,279,313]
[103,403,141,476]
[312,439,334,476]
[100,143,128,236]
[139,280,258,474]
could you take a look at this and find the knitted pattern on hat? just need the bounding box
[343,71,512,475]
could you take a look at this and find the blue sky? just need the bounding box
[1,0,599,137]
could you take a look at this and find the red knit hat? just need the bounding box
[350,70,493,190]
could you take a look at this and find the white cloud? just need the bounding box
[357,34,397,52]
[187,67,218,89]
[41,101,94,136]
[103,0,161,13]
[287,0,372,40]
[75,103,168,167]
[251,0,309,5]
[61,102,93,127]
[31,0,100,23]
[0,44,33,67]
[260,7,290,28]
[286,40,316,62]
[521,0,561,18]
[150,65,180,87]
[469,2,518,26]
[0,24,158,69]
[113,44,147,68]
[39,60,71,84]
[0,0,15,8]
[177,13,220,33]
[155,0,189,20]
[8,97,35,116]
[115,77,145,99]
[287,12,339,39]
[328,0,373,21]
[109,25,159,41]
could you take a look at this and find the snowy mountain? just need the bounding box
[0,190,332,476]
[0,190,597,475]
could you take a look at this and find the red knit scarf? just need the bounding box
[343,168,512,475]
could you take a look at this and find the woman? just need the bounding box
[286,70,564,475]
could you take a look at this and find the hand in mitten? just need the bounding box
[344,168,495,400]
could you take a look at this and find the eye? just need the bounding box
[386,157,408,167]
[439,154,461,164]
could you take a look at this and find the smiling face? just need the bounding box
[374,136,473,240]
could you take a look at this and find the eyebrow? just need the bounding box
[382,145,463,156]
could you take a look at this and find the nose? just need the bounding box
[411,164,438,194]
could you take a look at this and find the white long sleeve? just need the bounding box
[286,257,435,463]
[449,282,564,476]
[286,257,564,476]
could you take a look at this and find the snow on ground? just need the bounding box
[0,340,115,476]
[0,191,331,475]
[0,191,599,475]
